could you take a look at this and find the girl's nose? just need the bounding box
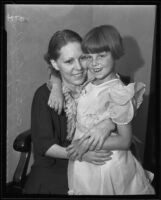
[91,57,98,66]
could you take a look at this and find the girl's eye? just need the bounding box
[98,54,106,58]
[87,56,92,60]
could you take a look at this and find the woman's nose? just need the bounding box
[75,60,82,70]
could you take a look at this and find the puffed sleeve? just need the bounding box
[31,88,59,156]
[108,82,145,125]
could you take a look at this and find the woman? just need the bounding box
[23,29,114,194]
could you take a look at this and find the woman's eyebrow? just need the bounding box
[64,57,74,63]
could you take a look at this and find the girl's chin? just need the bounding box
[92,74,108,83]
[92,73,103,79]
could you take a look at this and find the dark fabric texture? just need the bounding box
[24,84,70,194]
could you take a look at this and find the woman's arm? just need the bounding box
[76,119,116,151]
[66,120,115,160]
[99,123,132,151]
[67,123,132,161]
[45,143,113,165]
[81,150,113,165]
[45,144,68,159]
[31,86,111,165]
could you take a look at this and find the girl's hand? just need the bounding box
[48,84,64,115]
[82,150,113,165]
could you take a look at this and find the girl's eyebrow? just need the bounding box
[98,51,106,54]
[81,55,90,58]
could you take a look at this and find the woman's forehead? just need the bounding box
[59,42,82,59]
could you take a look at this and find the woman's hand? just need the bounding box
[48,84,64,115]
[81,150,113,165]
[77,119,116,151]
[66,139,90,161]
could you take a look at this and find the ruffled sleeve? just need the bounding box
[108,81,145,125]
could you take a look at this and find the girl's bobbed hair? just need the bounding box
[82,25,124,60]
[44,29,82,76]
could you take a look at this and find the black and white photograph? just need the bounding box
[2,3,160,198]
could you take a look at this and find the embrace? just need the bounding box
[24,25,155,195]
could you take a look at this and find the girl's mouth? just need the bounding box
[92,65,103,73]
[93,68,102,72]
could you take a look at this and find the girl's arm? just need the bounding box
[48,74,64,115]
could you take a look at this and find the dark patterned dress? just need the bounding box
[24,84,70,194]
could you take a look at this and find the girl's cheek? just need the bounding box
[81,62,88,69]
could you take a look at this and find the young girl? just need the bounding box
[48,25,155,195]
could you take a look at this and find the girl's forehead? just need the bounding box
[85,51,107,56]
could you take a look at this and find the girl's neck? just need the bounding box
[93,72,117,85]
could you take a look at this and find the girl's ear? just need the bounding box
[50,60,59,71]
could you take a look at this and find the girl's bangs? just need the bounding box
[82,38,109,54]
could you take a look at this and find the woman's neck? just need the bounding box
[62,80,80,98]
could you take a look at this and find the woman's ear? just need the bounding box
[50,60,59,71]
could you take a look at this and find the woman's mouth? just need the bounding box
[73,72,84,77]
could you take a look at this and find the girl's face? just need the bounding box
[84,51,115,84]
[51,42,87,87]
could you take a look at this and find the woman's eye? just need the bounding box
[80,56,86,61]
[65,59,73,64]
[80,56,90,62]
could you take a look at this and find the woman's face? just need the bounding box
[52,42,87,87]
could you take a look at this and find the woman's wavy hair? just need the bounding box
[44,29,82,77]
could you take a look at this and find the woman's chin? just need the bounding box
[72,77,85,86]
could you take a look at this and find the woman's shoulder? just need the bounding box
[32,83,60,117]
[33,83,50,102]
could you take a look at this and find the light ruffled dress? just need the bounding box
[67,77,155,195]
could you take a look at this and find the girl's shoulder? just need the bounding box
[108,78,146,108]
[84,76,121,90]
[108,79,146,125]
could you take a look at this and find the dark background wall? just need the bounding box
[6,5,155,182]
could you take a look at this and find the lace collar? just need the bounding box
[62,83,80,141]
